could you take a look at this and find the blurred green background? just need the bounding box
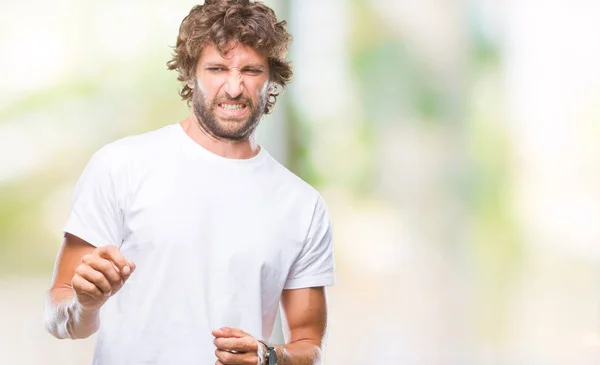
[2,0,600,364]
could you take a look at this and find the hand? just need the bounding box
[212,327,264,365]
[71,245,135,312]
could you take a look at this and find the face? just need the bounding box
[191,42,270,141]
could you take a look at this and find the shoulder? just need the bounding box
[95,124,175,158]
[264,154,327,210]
[90,124,176,170]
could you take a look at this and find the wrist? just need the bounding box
[256,339,266,365]
[257,340,278,365]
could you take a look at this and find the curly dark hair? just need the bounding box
[166,0,293,114]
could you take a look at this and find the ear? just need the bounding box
[267,82,278,94]
[187,79,195,89]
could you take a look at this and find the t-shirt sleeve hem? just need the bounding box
[283,273,336,290]
[63,218,115,249]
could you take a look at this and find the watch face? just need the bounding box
[268,349,278,365]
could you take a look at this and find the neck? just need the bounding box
[180,115,260,160]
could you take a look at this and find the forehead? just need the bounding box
[198,42,268,67]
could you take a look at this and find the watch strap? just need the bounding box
[257,340,277,365]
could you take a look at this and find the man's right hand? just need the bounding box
[71,245,136,312]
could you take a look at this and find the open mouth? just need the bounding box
[218,102,247,111]
[216,102,249,119]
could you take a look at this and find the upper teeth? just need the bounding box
[221,104,244,110]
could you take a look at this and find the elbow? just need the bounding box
[44,289,66,339]
[44,309,96,340]
[44,312,68,339]
[44,301,69,339]
[313,345,324,364]
[43,294,85,339]
[44,297,99,339]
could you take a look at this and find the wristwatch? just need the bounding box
[258,340,278,365]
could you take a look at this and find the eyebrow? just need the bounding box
[203,63,266,70]
[242,64,267,70]
[203,63,228,68]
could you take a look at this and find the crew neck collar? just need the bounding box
[172,123,268,167]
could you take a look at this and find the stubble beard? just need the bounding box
[191,81,267,142]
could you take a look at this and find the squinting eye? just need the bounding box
[208,68,225,73]
[244,69,263,75]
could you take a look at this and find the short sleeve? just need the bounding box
[284,195,336,289]
[63,147,124,248]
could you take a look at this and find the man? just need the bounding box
[43,1,335,364]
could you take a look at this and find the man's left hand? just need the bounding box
[212,327,262,365]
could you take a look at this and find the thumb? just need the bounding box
[120,260,136,279]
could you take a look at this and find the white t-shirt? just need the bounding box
[63,123,335,365]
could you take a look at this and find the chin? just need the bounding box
[213,125,252,140]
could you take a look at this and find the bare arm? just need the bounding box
[212,287,329,365]
[275,286,328,365]
[44,233,134,339]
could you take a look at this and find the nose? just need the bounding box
[224,69,243,99]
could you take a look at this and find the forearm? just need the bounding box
[275,339,323,365]
[44,287,100,339]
